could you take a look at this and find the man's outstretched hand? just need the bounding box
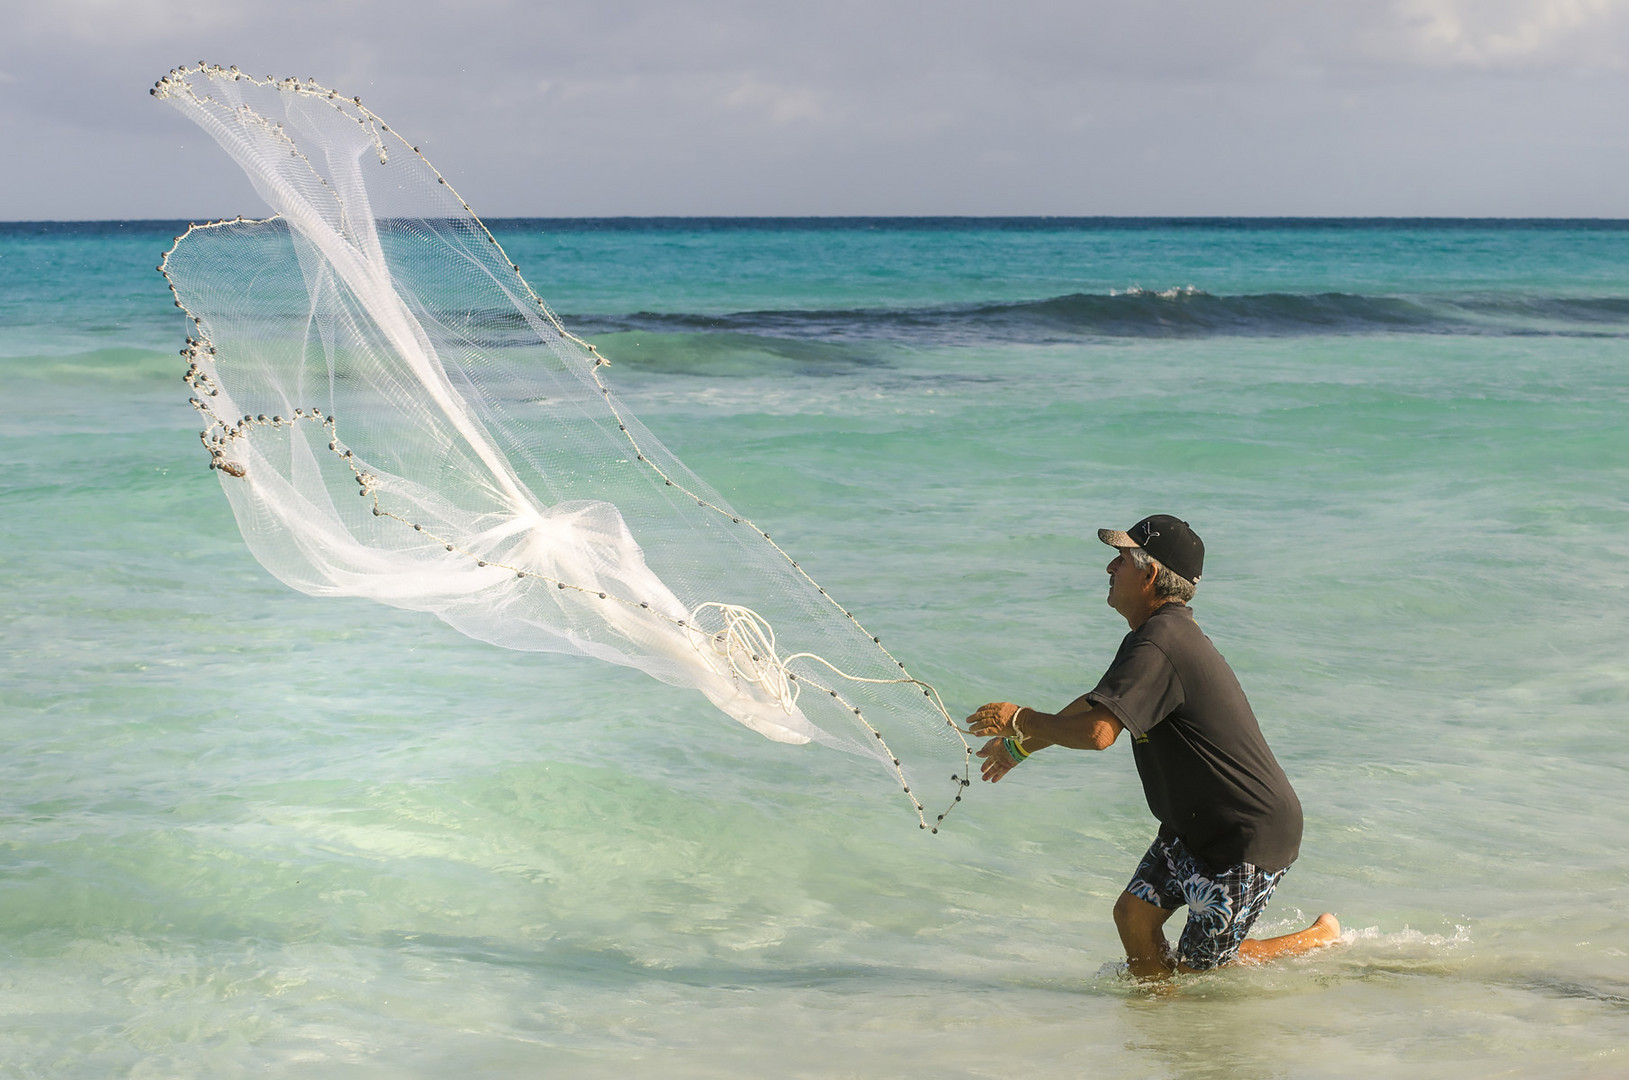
[968,702,1025,782]
[965,701,1022,738]
[976,737,1019,783]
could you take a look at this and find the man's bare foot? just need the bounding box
[1234,912,1342,966]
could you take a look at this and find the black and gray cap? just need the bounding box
[1098,514,1204,585]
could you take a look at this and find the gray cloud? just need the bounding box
[3,0,1629,218]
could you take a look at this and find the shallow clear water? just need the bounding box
[2,219,1627,1078]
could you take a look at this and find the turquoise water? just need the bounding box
[3,218,1628,1077]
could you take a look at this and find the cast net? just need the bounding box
[151,64,972,829]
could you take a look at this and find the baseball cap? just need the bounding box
[1097,514,1204,584]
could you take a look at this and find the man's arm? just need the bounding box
[970,695,1124,751]
[968,696,1124,782]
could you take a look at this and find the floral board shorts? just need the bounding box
[1125,834,1289,971]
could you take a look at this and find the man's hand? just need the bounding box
[977,737,1019,783]
[966,701,1023,738]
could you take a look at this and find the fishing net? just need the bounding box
[151,64,972,829]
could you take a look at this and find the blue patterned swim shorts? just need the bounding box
[1125,834,1289,971]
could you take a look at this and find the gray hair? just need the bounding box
[1124,546,1197,603]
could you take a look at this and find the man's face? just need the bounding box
[1105,548,1149,616]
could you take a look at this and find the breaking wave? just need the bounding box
[573,289,1629,346]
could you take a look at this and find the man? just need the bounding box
[967,515,1339,979]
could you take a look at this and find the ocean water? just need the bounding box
[2,217,1627,1078]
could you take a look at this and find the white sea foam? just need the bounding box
[1107,284,1209,298]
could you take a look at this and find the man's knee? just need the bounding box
[1113,890,1163,934]
[1113,890,1136,930]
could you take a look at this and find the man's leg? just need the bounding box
[1122,838,1343,976]
[1234,913,1341,964]
[1113,890,1181,979]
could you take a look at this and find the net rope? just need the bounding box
[152,63,973,830]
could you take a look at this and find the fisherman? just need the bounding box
[968,515,1340,978]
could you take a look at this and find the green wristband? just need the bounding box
[1003,735,1030,762]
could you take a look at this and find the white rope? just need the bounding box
[688,602,801,713]
[688,603,954,724]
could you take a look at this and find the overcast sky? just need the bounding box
[4,0,1629,219]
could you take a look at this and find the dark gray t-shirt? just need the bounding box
[1086,603,1302,873]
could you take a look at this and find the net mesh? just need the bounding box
[152,64,972,829]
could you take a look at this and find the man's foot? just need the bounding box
[1233,912,1342,966]
[1310,912,1341,940]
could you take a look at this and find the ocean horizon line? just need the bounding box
[8,214,1629,234]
